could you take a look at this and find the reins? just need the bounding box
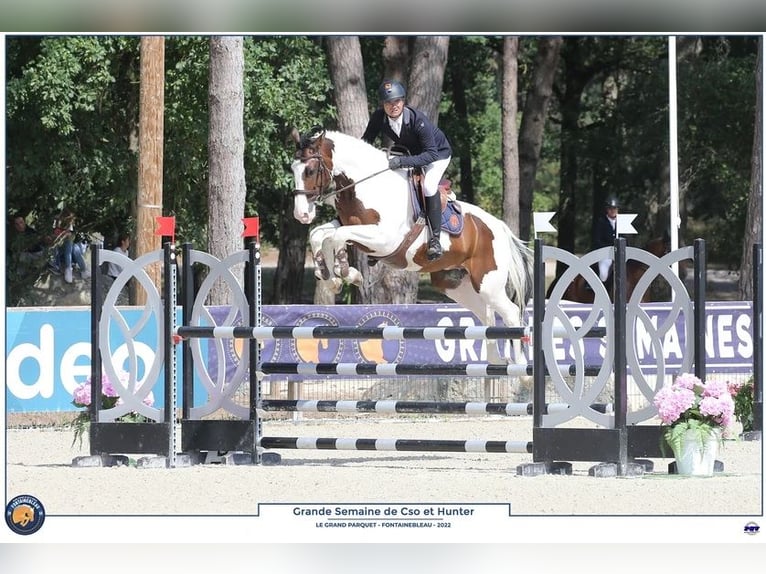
[318,167,390,203]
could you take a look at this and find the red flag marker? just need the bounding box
[155,216,176,239]
[242,216,260,238]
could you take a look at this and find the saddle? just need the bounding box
[368,151,463,268]
[409,169,464,236]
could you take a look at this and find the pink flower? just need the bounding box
[702,379,728,399]
[72,383,92,408]
[699,395,734,426]
[674,372,702,390]
[727,381,744,396]
[653,384,695,424]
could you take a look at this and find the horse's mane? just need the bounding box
[324,130,389,178]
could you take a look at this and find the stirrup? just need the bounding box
[426,237,443,260]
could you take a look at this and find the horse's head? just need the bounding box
[290,126,334,224]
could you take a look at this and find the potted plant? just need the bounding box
[653,372,734,476]
[70,370,155,449]
[729,376,755,436]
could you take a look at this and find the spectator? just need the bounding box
[105,232,130,279]
[10,214,45,262]
[104,232,131,305]
[51,207,91,284]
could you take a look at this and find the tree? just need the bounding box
[518,36,562,241]
[738,36,763,300]
[207,36,246,305]
[501,36,520,234]
[136,36,165,306]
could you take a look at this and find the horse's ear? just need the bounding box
[308,125,325,141]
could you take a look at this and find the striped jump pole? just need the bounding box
[258,362,603,377]
[259,399,613,416]
[258,436,534,454]
[174,324,607,341]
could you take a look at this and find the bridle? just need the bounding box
[293,152,334,204]
[293,150,389,206]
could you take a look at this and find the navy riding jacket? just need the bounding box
[362,106,452,168]
[593,214,617,250]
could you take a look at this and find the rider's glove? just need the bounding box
[388,156,402,170]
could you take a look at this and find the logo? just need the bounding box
[5,494,46,535]
[744,521,760,535]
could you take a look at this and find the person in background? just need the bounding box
[362,79,452,261]
[102,231,131,305]
[593,196,620,282]
[105,232,131,280]
[51,207,90,284]
[11,214,45,262]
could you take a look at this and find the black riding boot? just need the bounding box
[424,194,443,261]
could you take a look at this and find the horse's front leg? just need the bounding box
[309,221,340,281]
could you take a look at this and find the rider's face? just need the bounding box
[383,98,404,119]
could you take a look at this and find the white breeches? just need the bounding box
[422,156,451,197]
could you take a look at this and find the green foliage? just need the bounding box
[733,377,755,433]
[4,35,758,306]
[678,38,757,261]
[661,418,722,460]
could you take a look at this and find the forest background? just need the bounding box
[4,35,762,306]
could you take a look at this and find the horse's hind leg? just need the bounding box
[432,270,513,365]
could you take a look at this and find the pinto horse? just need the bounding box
[546,235,671,303]
[290,127,533,364]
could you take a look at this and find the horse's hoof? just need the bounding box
[313,253,331,280]
[347,268,363,287]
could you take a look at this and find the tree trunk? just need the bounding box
[272,192,309,304]
[556,39,591,276]
[450,58,474,205]
[518,36,562,241]
[326,37,369,137]
[207,36,246,305]
[502,36,520,235]
[135,36,164,306]
[383,37,410,80]
[408,36,449,122]
[738,37,762,300]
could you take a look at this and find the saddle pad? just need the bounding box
[440,201,463,236]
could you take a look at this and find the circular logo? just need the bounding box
[289,311,344,363]
[5,494,46,535]
[353,309,405,364]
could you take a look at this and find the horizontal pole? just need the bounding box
[259,399,612,416]
[259,363,603,377]
[175,324,607,340]
[258,436,534,454]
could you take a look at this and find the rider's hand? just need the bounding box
[388,156,402,170]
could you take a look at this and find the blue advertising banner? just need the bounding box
[5,301,754,414]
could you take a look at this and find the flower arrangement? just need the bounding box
[70,371,155,448]
[653,372,734,458]
[728,376,755,433]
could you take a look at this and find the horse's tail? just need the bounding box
[502,224,534,310]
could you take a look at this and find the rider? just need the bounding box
[593,196,620,282]
[362,79,452,261]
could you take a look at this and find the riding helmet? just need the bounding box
[605,196,620,208]
[378,79,406,102]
